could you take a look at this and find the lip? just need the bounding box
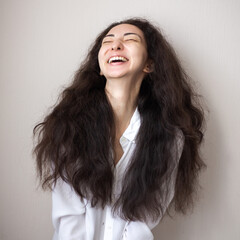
[107,55,129,64]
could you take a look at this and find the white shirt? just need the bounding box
[52,109,184,240]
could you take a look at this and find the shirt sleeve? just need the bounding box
[52,178,86,240]
[122,130,185,239]
[151,129,185,227]
[122,221,154,240]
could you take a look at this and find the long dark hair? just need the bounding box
[33,18,205,222]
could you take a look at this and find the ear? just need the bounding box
[143,59,154,73]
[100,70,103,76]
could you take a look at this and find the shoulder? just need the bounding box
[173,128,185,162]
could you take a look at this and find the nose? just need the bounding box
[111,40,123,51]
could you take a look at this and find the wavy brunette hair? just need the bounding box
[33,18,205,222]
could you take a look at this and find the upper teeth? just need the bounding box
[108,56,128,63]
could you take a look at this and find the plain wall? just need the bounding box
[0,0,239,239]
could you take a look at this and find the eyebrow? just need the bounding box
[104,32,142,39]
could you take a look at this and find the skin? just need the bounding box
[98,24,152,164]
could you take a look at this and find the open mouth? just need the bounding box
[108,56,128,64]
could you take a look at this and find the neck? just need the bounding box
[105,76,142,165]
[105,77,141,138]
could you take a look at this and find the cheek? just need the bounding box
[136,50,148,66]
[142,48,148,63]
[98,50,104,68]
[132,46,148,60]
[98,45,108,60]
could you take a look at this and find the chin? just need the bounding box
[104,71,129,79]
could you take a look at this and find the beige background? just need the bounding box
[0,0,239,239]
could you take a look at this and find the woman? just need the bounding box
[34,18,205,240]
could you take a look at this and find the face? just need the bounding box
[98,24,151,81]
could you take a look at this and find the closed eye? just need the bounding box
[102,40,113,44]
[125,38,138,42]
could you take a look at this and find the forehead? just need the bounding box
[106,24,145,38]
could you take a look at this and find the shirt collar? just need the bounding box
[121,108,141,143]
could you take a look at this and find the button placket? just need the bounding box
[103,206,113,240]
[121,221,129,240]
